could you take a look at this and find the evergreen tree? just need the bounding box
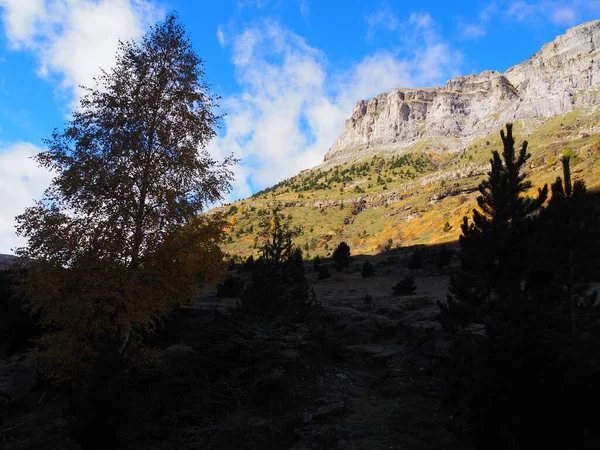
[437,127,600,448]
[533,154,600,335]
[436,244,451,269]
[332,242,351,270]
[239,208,313,317]
[439,123,548,331]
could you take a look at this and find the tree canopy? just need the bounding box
[15,13,235,379]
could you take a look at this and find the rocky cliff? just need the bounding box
[324,20,600,164]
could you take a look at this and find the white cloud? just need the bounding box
[217,25,226,46]
[507,1,540,21]
[457,3,498,40]
[235,0,310,19]
[409,12,433,29]
[211,16,462,201]
[365,4,400,37]
[506,0,599,26]
[0,0,164,105]
[236,0,270,8]
[298,0,309,19]
[551,6,576,25]
[461,23,487,39]
[0,142,54,254]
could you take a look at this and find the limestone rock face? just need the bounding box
[324,20,600,164]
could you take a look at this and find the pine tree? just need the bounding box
[439,124,548,331]
[240,208,313,317]
[332,242,351,270]
[534,154,599,335]
[436,127,600,448]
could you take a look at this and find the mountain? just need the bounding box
[214,20,600,259]
[325,20,600,165]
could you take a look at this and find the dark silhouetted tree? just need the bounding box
[439,123,548,331]
[436,126,600,449]
[14,13,235,380]
[313,255,321,271]
[332,242,351,271]
[239,208,314,317]
[533,154,600,335]
[407,248,423,270]
[436,245,451,269]
[392,273,416,295]
[361,260,375,277]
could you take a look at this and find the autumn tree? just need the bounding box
[15,13,235,380]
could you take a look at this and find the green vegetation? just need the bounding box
[217,104,600,259]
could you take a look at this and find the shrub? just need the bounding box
[216,276,245,298]
[0,268,41,358]
[436,245,451,268]
[361,261,375,278]
[362,294,374,305]
[242,255,255,272]
[392,274,416,295]
[407,248,424,269]
[332,242,351,271]
[313,255,321,271]
[317,265,331,280]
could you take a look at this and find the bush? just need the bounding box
[392,274,416,295]
[216,275,245,298]
[362,294,374,305]
[332,242,351,271]
[436,245,451,268]
[313,255,321,271]
[317,265,331,280]
[66,359,130,448]
[242,255,255,272]
[407,248,423,270]
[361,261,375,278]
[0,268,41,358]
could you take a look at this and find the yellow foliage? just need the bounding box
[21,216,227,381]
[270,216,280,231]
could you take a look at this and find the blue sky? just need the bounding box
[0,0,598,253]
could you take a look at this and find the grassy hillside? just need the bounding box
[212,104,600,260]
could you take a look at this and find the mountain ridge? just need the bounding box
[323,19,600,165]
